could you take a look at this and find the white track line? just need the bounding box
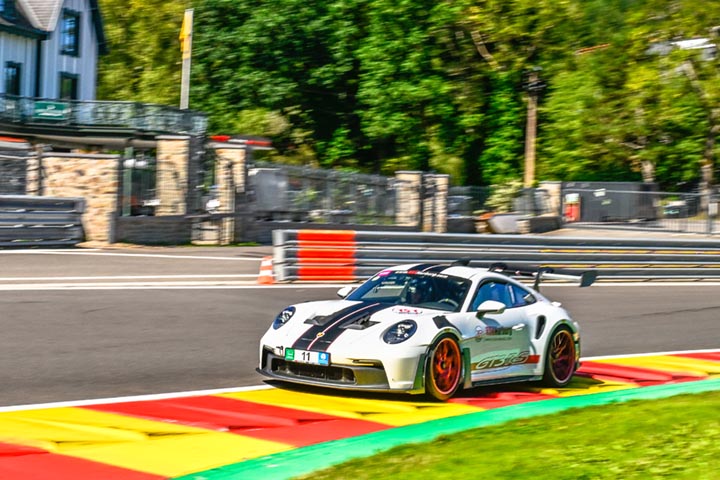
[0,283,347,291]
[1,281,720,291]
[0,250,264,261]
[0,385,273,413]
[0,349,716,413]
[0,275,259,281]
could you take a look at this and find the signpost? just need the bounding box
[32,101,70,121]
[179,9,194,110]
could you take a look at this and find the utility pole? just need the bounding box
[523,67,545,188]
[179,9,194,110]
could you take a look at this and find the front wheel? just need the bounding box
[541,325,576,388]
[425,334,463,401]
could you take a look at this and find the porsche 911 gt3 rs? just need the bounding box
[257,261,596,401]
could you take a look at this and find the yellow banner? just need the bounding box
[179,9,193,59]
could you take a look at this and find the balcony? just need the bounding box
[0,94,208,138]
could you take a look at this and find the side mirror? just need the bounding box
[337,285,354,299]
[476,300,506,318]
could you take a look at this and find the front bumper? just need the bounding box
[257,347,424,394]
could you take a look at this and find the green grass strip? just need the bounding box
[174,378,720,480]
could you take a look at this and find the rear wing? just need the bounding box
[488,263,597,291]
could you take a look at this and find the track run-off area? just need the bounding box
[0,247,719,479]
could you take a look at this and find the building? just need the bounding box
[0,0,205,151]
[1,0,106,101]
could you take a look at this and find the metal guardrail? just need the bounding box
[273,229,720,281]
[0,94,208,136]
[0,196,84,247]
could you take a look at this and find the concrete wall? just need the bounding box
[250,220,416,245]
[37,153,121,242]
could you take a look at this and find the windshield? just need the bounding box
[346,270,471,312]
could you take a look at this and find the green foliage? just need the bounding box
[97,0,191,105]
[484,179,523,213]
[96,0,720,190]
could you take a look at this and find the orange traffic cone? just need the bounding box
[257,256,275,285]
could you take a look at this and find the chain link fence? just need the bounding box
[245,161,401,225]
[562,187,720,235]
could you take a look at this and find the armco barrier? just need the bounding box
[0,195,85,247]
[273,229,720,282]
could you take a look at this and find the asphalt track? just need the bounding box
[0,247,719,405]
[0,246,718,479]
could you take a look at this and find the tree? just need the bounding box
[94,0,720,191]
[97,0,191,105]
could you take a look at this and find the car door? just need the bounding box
[460,279,536,382]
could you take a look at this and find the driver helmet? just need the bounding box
[407,276,432,304]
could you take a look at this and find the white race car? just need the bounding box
[257,261,596,400]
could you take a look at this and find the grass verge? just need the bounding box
[297,391,720,480]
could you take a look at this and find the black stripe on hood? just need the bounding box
[292,302,388,352]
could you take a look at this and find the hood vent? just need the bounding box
[342,313,379,330]
[305,314,332,326]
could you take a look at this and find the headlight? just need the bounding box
[383,320,417,344]
[273,306,296,330]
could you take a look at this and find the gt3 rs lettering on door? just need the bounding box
[465,279,536,381]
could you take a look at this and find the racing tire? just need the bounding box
[541,325,576,388]
[425,334,463,401]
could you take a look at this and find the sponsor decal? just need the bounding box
[392,306,423,315]
[316,332,325,338]
[474,325,513,342]
[474,351,540,370]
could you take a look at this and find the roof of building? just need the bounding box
[2,0,106,53]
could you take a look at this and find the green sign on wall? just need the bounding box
[32,101,70,121]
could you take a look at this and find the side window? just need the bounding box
[59,72,79,99]
[4,62,21,96]
[509,284,536,307]
[60,9,81,56]
[470,281,512,310]
[1,0,17,20]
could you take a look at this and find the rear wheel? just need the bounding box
[425,335,462,401]
[542,326,576,387]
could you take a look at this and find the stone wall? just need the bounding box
[155,136,190,215]
[423,174,449,233]
[38,153,121,242]
[394,171,449,233]
[395,171,422,228]
[214,144,247,244]
[115,215,193,244]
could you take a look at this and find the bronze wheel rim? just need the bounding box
[431,338,461,395]
[550,329,575,384]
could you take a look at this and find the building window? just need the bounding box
[4,62,21,96]
[1,0,16,20]
[59,72,79,99]
[60,9,80,56]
